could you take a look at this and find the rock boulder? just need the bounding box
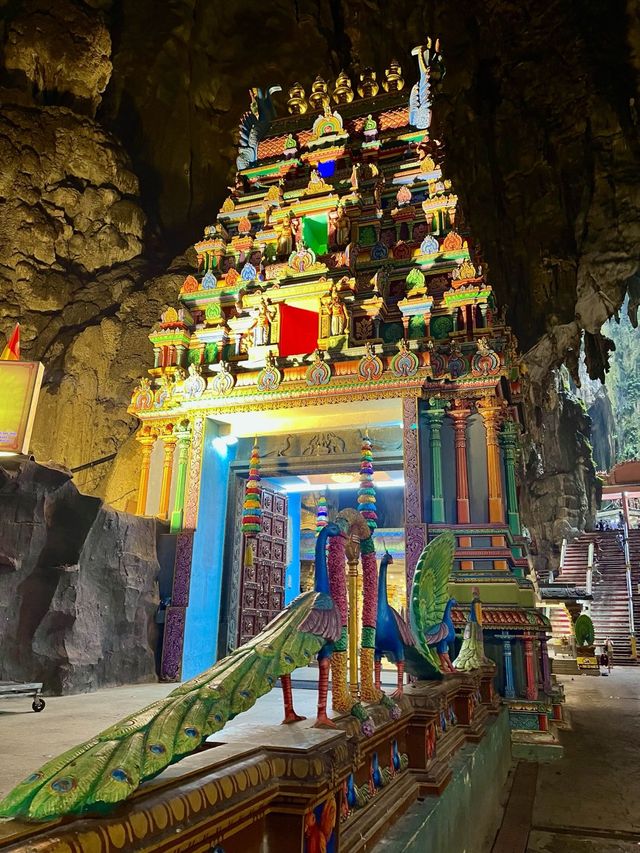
[0,460,160,694]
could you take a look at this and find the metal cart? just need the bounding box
[0,681,45,712]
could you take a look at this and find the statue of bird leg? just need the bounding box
[374,658,382,692]
[314,656,337,728]
[391,661,405,698]
[438,651,455,672]
[280,674,306,724]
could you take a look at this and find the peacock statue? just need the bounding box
[0,524,343,822]
[452,585,492,671]
[404,530,458,677]
[374,547,415,697]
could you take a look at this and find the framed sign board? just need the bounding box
[0,361,44,455]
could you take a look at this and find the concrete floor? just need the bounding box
[493,667,640,853]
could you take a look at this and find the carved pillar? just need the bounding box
[135,431,156,516]
[169,421,192,534]
[403,397,426,593]
[540,635,552,694]
[498,632,516,699]
[500,419,522,538]
[161,416,206,681]
[449,400,472,568]
[476,397,505,524]
[345,537,361,702]
[158,429,178,520]
[425,397,449,524]
[523,634,538,700]
[448,401,472,524]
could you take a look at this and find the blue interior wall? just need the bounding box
[182,420,237,680]
[285,492,301,603]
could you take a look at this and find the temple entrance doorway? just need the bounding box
[220,433,405,660]
[236,483,288,646]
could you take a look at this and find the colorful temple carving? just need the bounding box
[127,44,560,740]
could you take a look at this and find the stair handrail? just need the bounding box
[621,517,635,638]
[558,538,567,581]
[586,542,594,595]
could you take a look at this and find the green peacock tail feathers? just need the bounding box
[409,531,456,669]
[0,590,331,823]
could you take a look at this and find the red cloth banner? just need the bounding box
[278,303,319,357]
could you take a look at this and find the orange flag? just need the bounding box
[0,323,20,360]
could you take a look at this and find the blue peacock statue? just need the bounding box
[375,531,458,686]
[374,548,415,697]
[0,524,343,822]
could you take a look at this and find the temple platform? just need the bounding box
[0,669,501,853]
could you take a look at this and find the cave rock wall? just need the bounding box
[518,370,599,577]
[0,460,160,694]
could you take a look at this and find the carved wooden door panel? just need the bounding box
[238,483,288,646]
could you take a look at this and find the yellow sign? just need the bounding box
[576,656,598,669]
[0,361,44,454]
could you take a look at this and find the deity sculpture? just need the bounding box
[250,298,276,347]
[276,215,294,257]
[329,284,347,336]
[335,204,350,246]
[291,215,303,250]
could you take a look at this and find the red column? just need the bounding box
[449,401,472,523]
[523,635,538,700]
[449,401,472,569]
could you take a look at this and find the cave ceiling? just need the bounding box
[0,0,639,473]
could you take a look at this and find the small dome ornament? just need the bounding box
[287,82,308,115]
[309,76,330,111]
[357,68,380,98]
[383,60,405,92]
[332,70,355,105]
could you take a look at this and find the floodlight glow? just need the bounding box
[211,436,228,456]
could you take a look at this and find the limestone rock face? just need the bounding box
[3,0,112,114]
[0,460,160,694]
[518,371,599,577]
[28,266,187,499]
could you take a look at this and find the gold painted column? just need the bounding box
[135,429,156,516]
[477,397,506,524]
[158,427,178,520]
[477,397,507,568]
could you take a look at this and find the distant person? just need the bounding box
[600,649,609,675]
[604,638,614,671]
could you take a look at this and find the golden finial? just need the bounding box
[332,70,354,105]
[287,82,308,115]
[357,67,379,98]
[309,76,330,111]
[383,59,405,92]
